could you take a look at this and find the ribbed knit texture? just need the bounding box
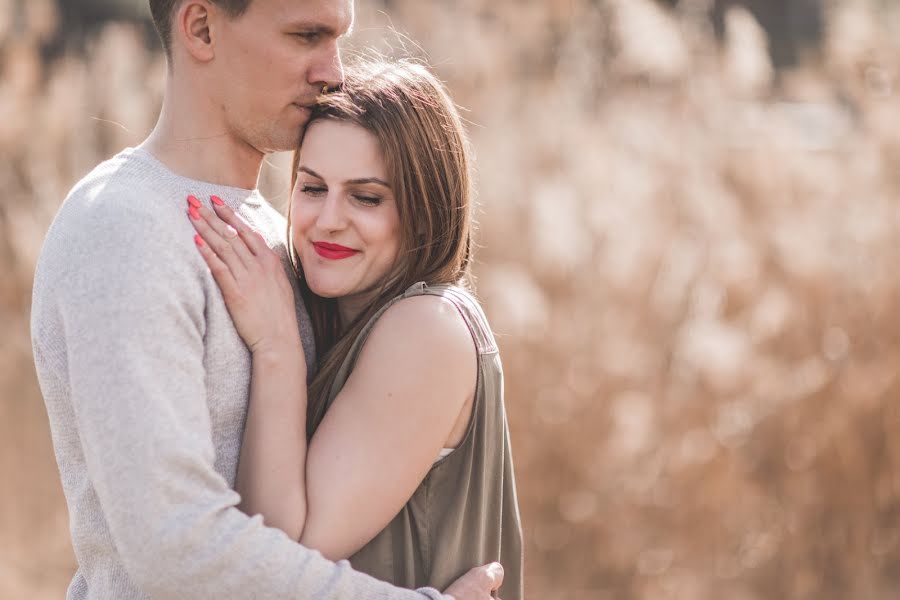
[30,147,447,600]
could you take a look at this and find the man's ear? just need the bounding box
[176,1,215,63]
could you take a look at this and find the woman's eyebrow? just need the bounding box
[298,167,391,189]
[347,177,391,189]
[298,166,324,180]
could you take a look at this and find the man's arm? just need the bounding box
[47,202,448,599]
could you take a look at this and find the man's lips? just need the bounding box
[313,241,359,260]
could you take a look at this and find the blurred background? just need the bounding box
[3,0,900,598]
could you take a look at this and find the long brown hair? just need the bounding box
[287,59,475,437]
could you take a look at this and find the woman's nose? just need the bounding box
[315,193,347,232]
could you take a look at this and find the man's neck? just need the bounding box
[142,79,264,190]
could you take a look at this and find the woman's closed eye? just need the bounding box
[353,194,382,207]
[300,184,327,197]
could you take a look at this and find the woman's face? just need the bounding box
[291,119,401,314]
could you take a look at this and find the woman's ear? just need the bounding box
[177,1,215,63]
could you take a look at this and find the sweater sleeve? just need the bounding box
[48,199,447,600]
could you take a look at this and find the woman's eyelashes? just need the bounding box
[353,194,382,207]
[300,183,327,197]
[299,183,382,207]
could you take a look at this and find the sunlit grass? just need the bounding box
[3,1,900,598]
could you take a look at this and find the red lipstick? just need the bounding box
[313,241,359,260]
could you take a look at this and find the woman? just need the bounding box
[185,59,522,597]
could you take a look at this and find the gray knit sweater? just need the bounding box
[31,147,447,600]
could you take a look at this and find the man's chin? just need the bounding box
[258,129,305,154]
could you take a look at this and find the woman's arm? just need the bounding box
[188,199,310,538]
[190,201,476,559]
[300,294,476,560]
[235,345,309,539]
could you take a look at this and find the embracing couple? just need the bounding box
[30,1,522,598]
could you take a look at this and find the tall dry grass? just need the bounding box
[3,1,900,598]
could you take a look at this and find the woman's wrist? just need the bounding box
[249,343,309,411]
[251,337,306,371]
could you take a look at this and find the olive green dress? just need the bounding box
[324,282,524,599]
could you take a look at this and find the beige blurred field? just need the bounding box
[3,0,900,598]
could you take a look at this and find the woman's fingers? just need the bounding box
[207,196,286,275]
[193,233,243,301]
[209,195,271,257]
[187,196,253,273]
[187,195,301,357]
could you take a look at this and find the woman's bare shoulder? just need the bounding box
[356,293,476,382]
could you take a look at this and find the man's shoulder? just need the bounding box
[42,149,199,264]
[35,148,204,288]
[63,148,174,221]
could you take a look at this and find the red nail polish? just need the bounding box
[189,206,200,220]
[194,234,204,247]
[187,195,201,208]
[211,195,225,206]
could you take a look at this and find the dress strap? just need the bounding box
[403,282,498,355]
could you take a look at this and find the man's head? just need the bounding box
[149,0,351,153]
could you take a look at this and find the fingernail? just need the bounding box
[211,195,225,206]
[194,233,204,247]
[189,206,200,220]
[187,195,201,208]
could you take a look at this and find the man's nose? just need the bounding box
[309,40,344,91]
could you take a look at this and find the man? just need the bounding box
[30,1,505,598]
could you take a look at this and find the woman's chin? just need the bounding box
[305,279,345,299]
